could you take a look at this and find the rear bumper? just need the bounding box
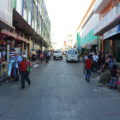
[67,57,78,61]
[53,56,62,59]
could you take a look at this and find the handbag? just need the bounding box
[26,62,31,73]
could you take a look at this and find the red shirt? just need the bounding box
[85,59,92,69]
[19,60,31,72]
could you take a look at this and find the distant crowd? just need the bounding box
[81,51,120,89]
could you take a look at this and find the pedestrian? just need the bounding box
[19,55,31,89]
[109,64,118,88]
[13,53,19,81]
[83,53,88,74]
[48,51,51,60]
[40,53,44,63]
[85,55,92,82]
[14,54,22,81]
[92,53,99,72]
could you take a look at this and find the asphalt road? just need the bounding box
[0,59,120,120]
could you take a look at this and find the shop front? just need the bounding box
[78,29,99,53]
[0,30,30,78]
[0,32,15,78]
[103,24,120,62]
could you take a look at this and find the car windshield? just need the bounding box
[68,50,77,55]
[54,51,61,53]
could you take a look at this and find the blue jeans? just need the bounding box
[21,71,30,88]
[85,69,91,81]
[109,77,117,88]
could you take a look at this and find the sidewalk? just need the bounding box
[0,60,40,84]
[31,60,40,66]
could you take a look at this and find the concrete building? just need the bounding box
[0,0,51,78]
[94,0,120,61]
[0,0,13,30]
[12,0,51,52]
[75,0,100,52]
[0,0,51,58]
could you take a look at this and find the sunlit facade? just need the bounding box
[94,0,120,61]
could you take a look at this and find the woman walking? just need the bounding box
[85,55,92,82]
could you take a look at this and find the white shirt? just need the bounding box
[84,56,88,61]
[93,55,99,62]
[0,52,1,58]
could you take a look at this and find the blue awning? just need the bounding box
[103,24,120,40]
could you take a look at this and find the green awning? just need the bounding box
[77,33,81,46]
[80,29,99,46]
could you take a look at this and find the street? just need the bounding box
[0,59,120,120]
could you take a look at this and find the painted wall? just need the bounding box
[100,0,120,19]
[80,14,99,38]
[0,0,13,26]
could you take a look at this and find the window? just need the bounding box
[68,50,77,55]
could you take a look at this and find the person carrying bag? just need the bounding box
[19,55,31,89]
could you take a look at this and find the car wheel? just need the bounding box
[53,57,56,60]
[76,60,78,63]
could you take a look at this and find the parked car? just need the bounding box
[66,48,79,62]
[53,50,63,60]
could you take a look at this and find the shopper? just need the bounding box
[83,53,88,74]
[40,53,44,63]
[85,55,92,82]
[19,55,31,89]
[92,53,99,71]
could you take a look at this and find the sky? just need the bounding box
[45,0,92,49]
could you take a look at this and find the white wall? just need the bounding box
[0,0,13,26]
[80,13,99,38]
[16,0,23,15]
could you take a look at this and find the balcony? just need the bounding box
[94,0,111,13]
[94,6,120,36]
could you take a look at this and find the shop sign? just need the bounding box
[103,25,120,39]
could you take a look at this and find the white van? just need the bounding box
[66,49,79,62]
[53,50,63,60]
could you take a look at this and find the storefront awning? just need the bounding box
[0,30,30,44]
[0,30,16,38]
[13,10,36,35]
[103,24,120,40]
[13,9,45,45]
[16,36,30,44]
[0,19,14,30]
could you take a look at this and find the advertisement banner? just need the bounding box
[103,25,120,39]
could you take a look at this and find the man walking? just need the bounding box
[85,55,92,82]
[93,53,99,71]
[19,55,31,89]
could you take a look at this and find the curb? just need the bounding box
[31,61,41,67]
[0,61,41,84]
[0,76,9,84]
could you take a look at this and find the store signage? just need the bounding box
[103,25,120,39]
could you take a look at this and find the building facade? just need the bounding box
[94,0,120,61]
[0,0,51,78]
[76,0,100,52]
[0,0,13,30]
[12,0,51,51]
